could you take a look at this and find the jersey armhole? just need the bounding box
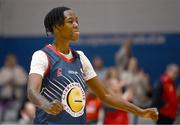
[43,51,50,77]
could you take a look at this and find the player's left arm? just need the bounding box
[86,76,158,121]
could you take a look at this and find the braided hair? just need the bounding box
[44,6,71,34]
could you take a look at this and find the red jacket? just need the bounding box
[86,94,102,122]
[104,109,129,124]
[160,74,179,119]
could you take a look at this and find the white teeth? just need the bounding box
[74,32,80,34]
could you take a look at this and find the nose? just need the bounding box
[73,21,78,28]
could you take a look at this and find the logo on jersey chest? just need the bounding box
[57,68,62,77]
[61,82,85,117]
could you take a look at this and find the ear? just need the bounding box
[53,24,62,33]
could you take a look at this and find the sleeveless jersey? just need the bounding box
[34,45,88,124]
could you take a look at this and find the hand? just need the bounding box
[41,100,64,115]
[141,108,158,121]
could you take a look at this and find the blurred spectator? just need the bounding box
[92,56,107,80]
[0,54,27,122]
[18,101,35,124]
[177,85,180,100]
[152,64,179,124]
[86,89,102,124]
[103,67,133,124]
[174,85,180,124]
[121,57,152,107]
[121,57,152,124]
[115,38,133,72]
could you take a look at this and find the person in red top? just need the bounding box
[152,64,179,124]
[103,67,133,124]
[86,89,102,124]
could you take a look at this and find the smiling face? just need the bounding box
[54,9,79,42]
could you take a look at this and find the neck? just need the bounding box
[53,36,70,54]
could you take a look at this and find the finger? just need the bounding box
[152,108,158,113]
[155,112,159,120]
[52,100,63,109]
[51,103,63,112]
[50,104,63,114]
[53,100,62,105]
[153,115,158,121]
[148,108,158,118]
[44,100,63,115]
[52,103,63,110]
[46,108,60,115]
[152,109,158,119]
[45,105,60,115]
[51,106,63,113]
[50,110,60,115]
[48,111,59,115]
[45,109,56,115]
[151,112,158,121]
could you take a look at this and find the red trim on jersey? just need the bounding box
[46,44,75,63]
[43,52,50,77]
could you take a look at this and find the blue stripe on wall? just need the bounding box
[0,33,180,84]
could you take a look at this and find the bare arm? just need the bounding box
[27,73,63,115]
[86,76,158,121]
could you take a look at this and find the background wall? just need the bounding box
[0,0,180,36]
[0,0,180,84]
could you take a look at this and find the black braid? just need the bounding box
[44,6,71,34]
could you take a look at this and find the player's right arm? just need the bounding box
[27,51,63,115]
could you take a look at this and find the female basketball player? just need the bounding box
[27,6,158,124]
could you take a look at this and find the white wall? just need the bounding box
[0,0,4,35]
[0,0,180,36]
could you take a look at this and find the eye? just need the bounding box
[76,19,79,24]
[76,17,79,24]
[67,20,73,24]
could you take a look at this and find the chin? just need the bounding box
[72,37,79,42]
[72,40,79,43]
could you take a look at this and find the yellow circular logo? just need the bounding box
[68,87,83,112]
[62,82,85,117]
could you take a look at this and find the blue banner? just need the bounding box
[0,33,180,84]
